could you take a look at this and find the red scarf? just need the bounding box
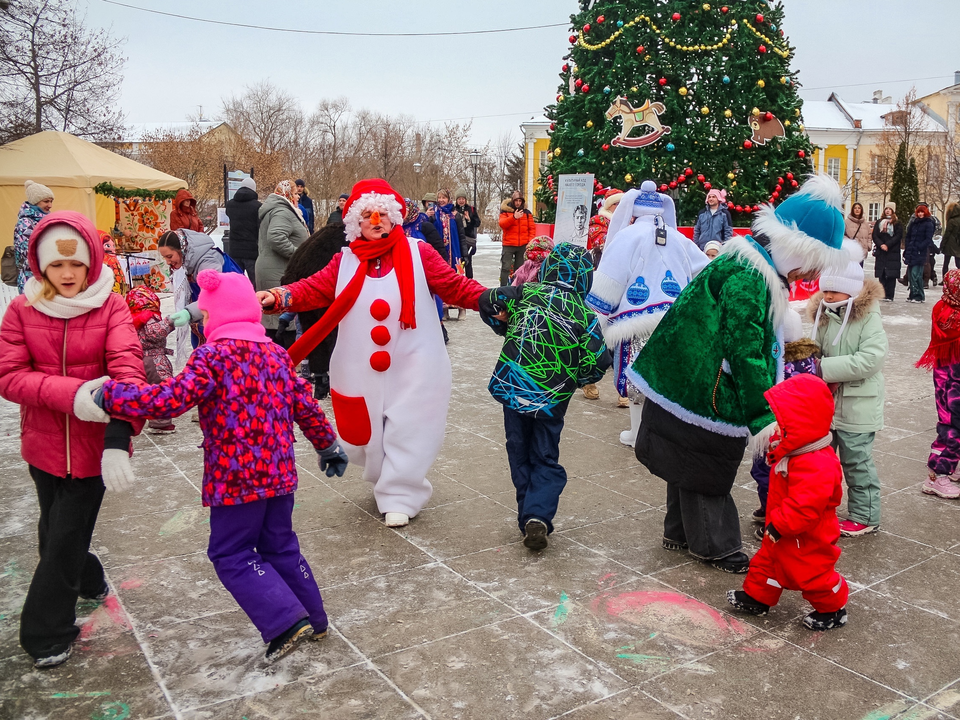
[287,225,416,366]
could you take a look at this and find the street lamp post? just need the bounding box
[413,162,422,201]
[853,167,862,203]
[469,149,482,212]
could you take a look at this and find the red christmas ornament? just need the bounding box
[777,176,784,184]
[743,140,753,149]
[753,205,760,212]
[776,184,783,192]
[772,191,780,199]
[791,180,799,188]
[685,168,694,176]
[660,184,669,192]
[582,85,590,93]
[658,77,668,86]
[672,12,681,21]
[575,78,583,87]
[756,13,764,22]
[704,182,712,190]
[583,23,591,32]
[727,201,735,210]
[735,205,744,212]
[637,45,645,54]
[569,35,577,43]
[549,123,555,131]
[597,15,605,23]
[602,144,610,151]
[721,5,728,12]
[697,174,705,182]
[765,112,774,121]
[678,175,686,183]
[562,64,569,72]
[798,150,806,158]
[758,45,767,54]
[669,181,678,189]
[786,172,794,180]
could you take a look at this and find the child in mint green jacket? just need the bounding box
[809,251,888,537]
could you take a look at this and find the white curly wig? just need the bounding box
[343,192,405,241]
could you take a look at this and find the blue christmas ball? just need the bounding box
[666,143,675,152]
[722,75,731,84]
[770,24,777,31]
[616,20,624,27]
[603,86,612,94]
[577,149,585,156]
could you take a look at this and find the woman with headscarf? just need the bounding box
[872,203,903,302]
[14,181,54,294]
[433,189,465,320]
[256,180,310,338]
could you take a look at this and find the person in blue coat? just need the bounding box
[692,188,733,250]
[903,204,936,303]
[295,180,315,233]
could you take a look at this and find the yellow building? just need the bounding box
[520,117,551,212]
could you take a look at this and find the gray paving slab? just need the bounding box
[1,247,959,719]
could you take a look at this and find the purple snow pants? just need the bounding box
[929,364,960,476]
[207,493,327,643]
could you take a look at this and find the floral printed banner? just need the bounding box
[114,197,172,292]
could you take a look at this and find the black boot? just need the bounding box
[706,551,750,574]
[726,589,770,616]
[314,372,330,401]
[265,618,311,663]
[802,608,848,631]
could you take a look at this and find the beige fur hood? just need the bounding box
[806,279,884,326]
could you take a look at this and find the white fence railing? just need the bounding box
[0,283,18,321]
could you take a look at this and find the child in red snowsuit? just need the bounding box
[727,373,849,631]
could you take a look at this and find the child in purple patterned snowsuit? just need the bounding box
[918,269,960,499]
[96,269,351,663]
[750,309,823,528]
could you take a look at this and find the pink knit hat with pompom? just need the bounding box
[197,269,269,344]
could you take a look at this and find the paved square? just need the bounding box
[1,246,959,720]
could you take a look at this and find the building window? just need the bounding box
[539,151,548,169]
[927,156,941,183]
[827,157,841,182]
[867,202,881,222]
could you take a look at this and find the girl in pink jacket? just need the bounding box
[0,211,146,669]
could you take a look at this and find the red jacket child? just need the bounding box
[728,373,850,631]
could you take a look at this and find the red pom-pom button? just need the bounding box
[370,351,391,372]
[370,299,390,321]
[371,326,391,346]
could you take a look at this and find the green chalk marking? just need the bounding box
[1,560,20,579]
[552,592,571,627]
[91,701,129,720]
[616,653,671,665]
[50,691,111,698]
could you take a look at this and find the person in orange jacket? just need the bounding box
[498,190,536,285]
[170,189,203,232]
[727,373,849,631]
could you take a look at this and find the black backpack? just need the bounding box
[1,246,17,287]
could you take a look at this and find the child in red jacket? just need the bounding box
[0,211,147,668]
[727,374,849,631]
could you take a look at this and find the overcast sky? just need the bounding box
[82,0,960,147]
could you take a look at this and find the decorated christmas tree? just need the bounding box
[538,0,814,225]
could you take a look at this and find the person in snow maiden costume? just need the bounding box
[96,269,349,664]
[630,175,848,573]
[258,179,488,528]
[0,211,147,668]
[479,243,610,551]
[727,374,849,631]
[587,180,710,448]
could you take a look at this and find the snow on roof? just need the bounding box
[801,100,852,130]
[803,95,944,132]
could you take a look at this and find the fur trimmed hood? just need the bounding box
[806,279,884,326]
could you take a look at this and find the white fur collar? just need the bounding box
[720,235,789,329]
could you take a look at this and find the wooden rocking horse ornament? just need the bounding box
[605,96,672,148]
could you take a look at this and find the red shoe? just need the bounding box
[839,519,878,537]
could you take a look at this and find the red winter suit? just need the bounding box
[743,374,849,613]
[267,180,487,518]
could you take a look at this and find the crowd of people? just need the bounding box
[3,170,960,671]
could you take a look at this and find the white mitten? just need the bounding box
[73,376,110,423]
[102,448,134,492]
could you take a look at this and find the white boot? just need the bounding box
[619,403,643,447]
[384,512,409,527]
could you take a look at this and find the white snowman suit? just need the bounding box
[329,238,451,517]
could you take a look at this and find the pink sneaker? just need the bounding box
[839,519,878,537]
[923,473,960,499]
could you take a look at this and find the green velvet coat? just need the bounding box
[628,236,784,437]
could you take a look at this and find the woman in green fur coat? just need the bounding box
[629,176,849,573]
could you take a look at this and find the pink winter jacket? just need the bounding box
[0,211,147,479]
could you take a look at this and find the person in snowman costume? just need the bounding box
[258,179,488,527]
[586,180,710,447]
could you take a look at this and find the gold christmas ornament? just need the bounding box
[784,119,791,127]
[795,108,801,116]
[780,76,788,84]
[547,152,554,161]
[799,124,805,131]
[631,86,639,92]
[703,3,711,9]
[724,109,733,118]
[752,107,760,117]
[757,79,766,88]
[625,173,633,183]
[644,55,651,61]
[679,86,688,96]
[701,106,710,115]
[764,161,769,166]
[554,147,561,157]
[732,181,737,186]
[727,172,735,180]
[586,120,594,128]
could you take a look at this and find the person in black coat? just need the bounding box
[903,205,936,303]
[224,178,261,286]
[872,203,902,301]
[327,194,348,225]
[294,180,315,233]
[454,190,480,279]
[279,222,349,399]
